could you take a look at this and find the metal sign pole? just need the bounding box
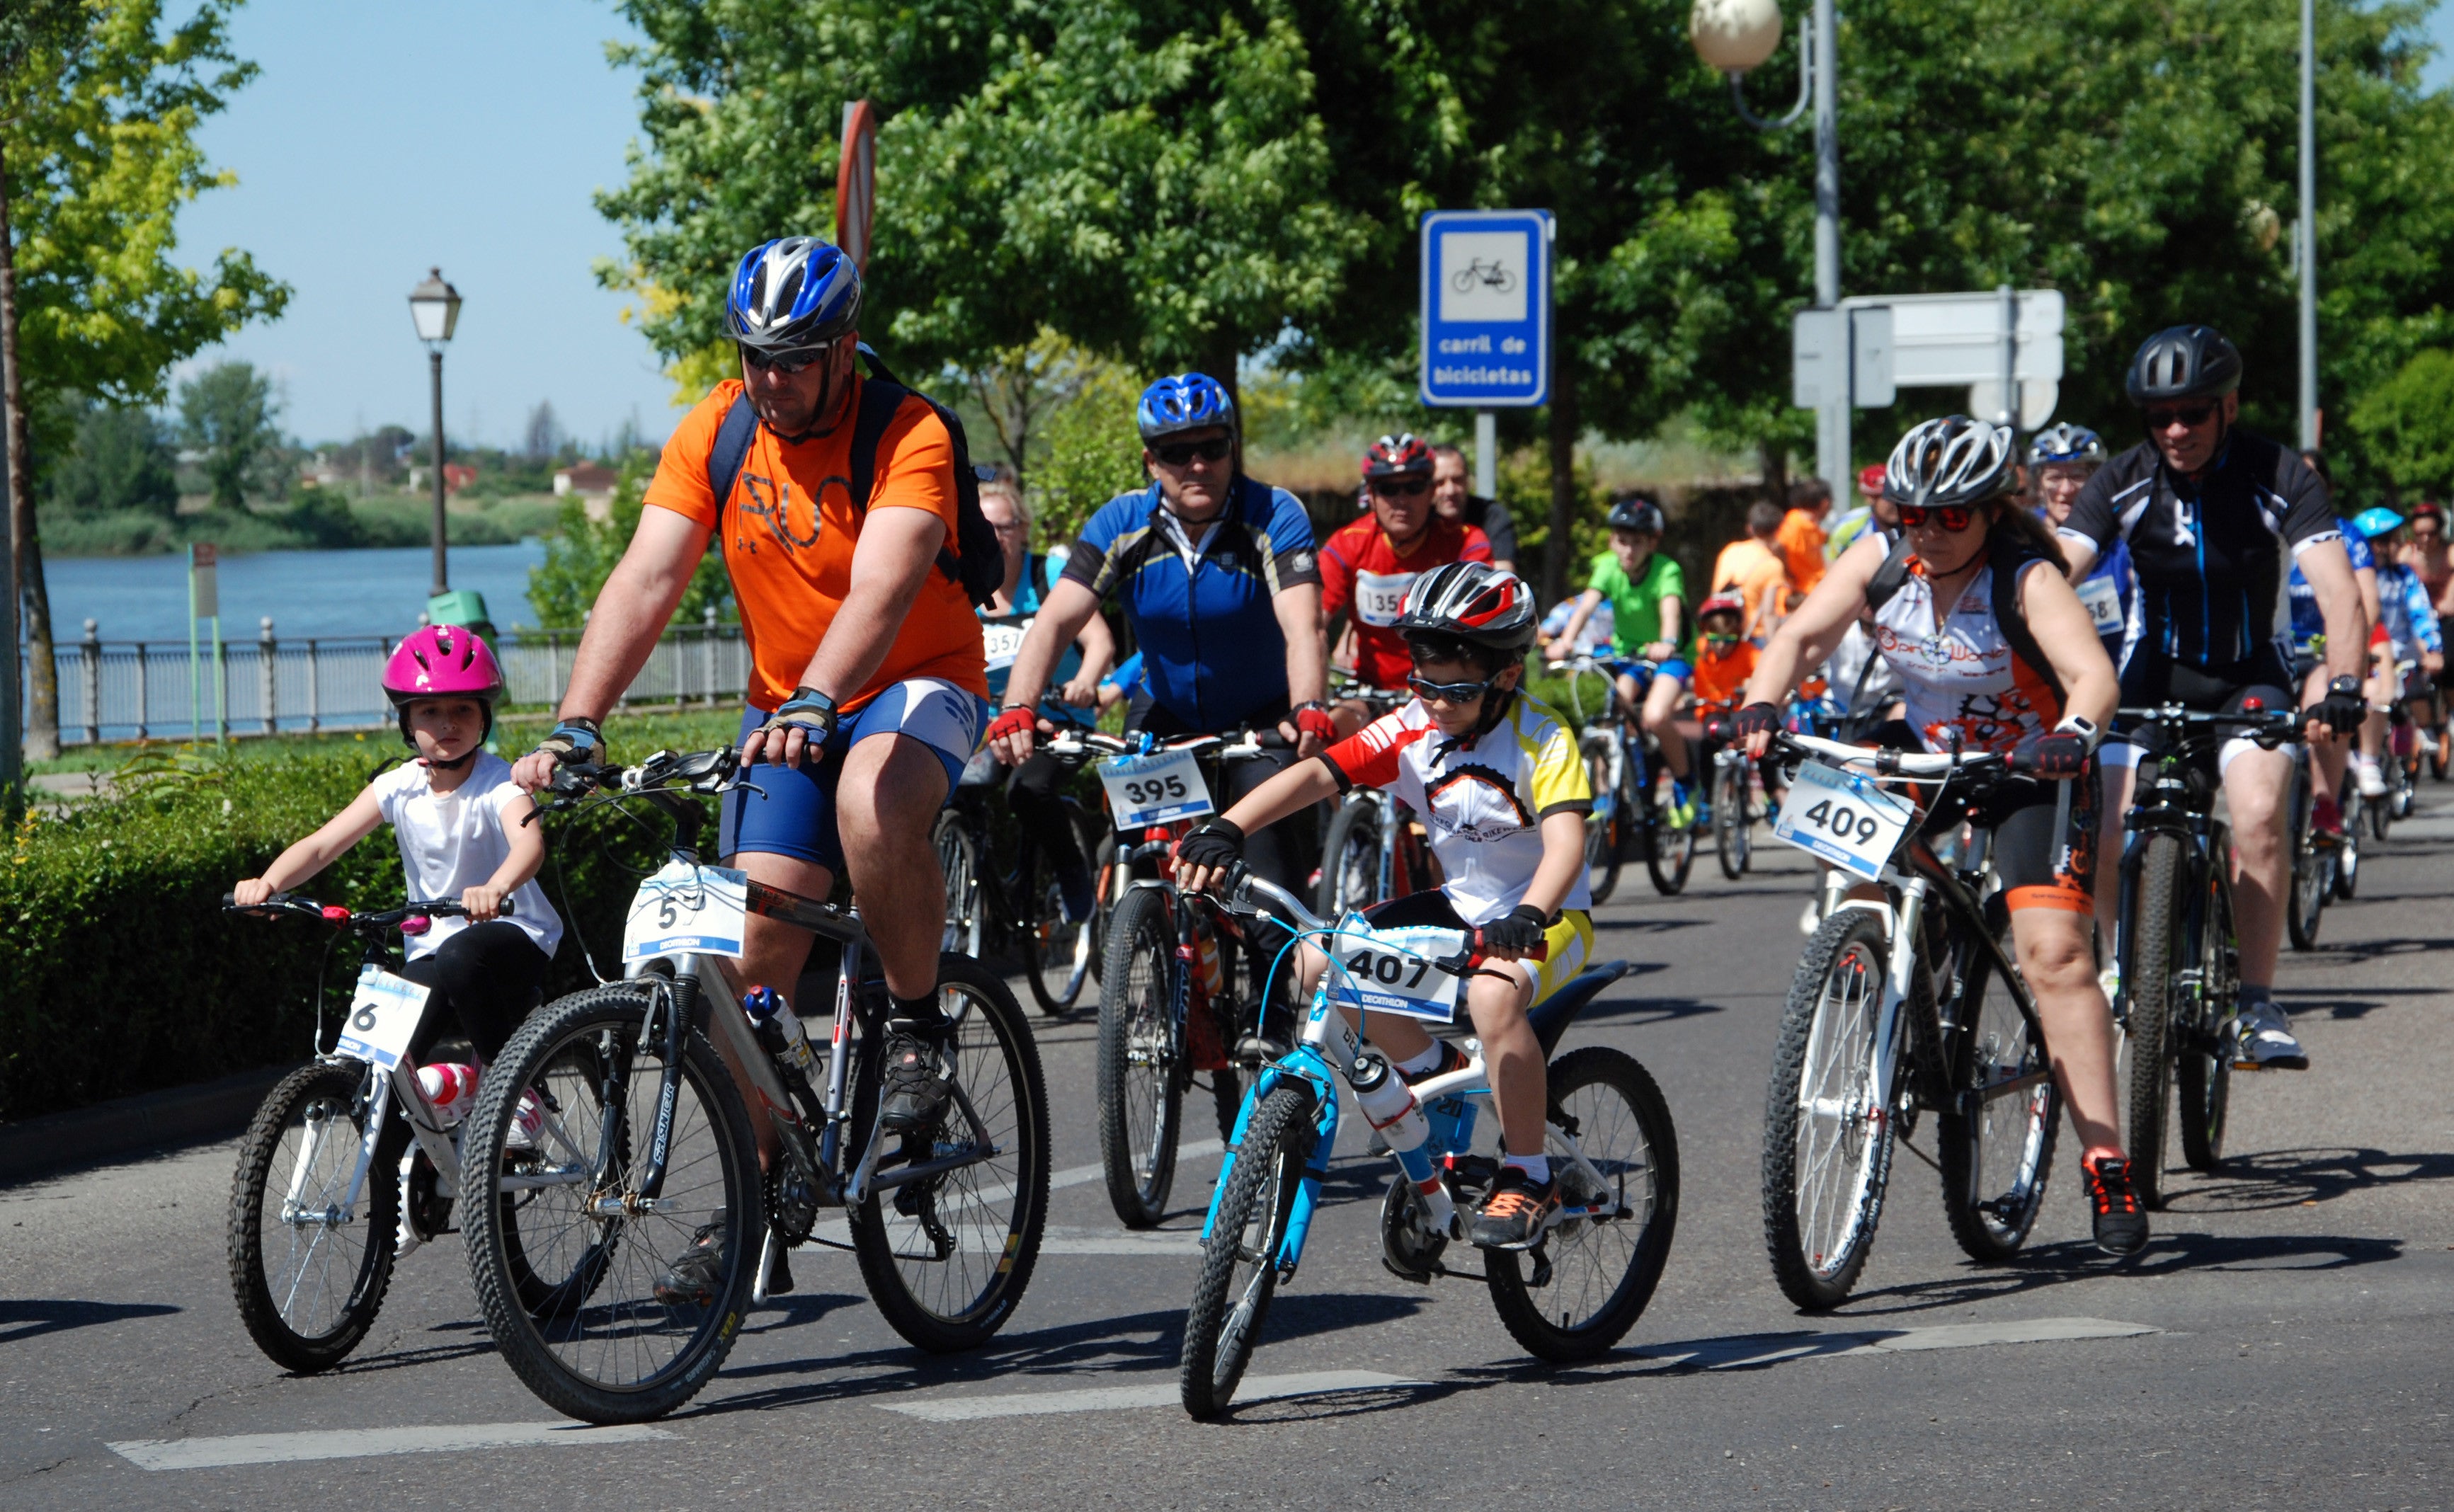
[1474,411,1497,498]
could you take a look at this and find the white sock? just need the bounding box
[1394,1043,1446,1077]
[1503,1154,1551,1185]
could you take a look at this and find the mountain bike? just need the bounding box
[1316,685,1439,917]
[1179,873,1677,1417]
[1697,700,1762,881]
[224,895,572,1372]
[2111,704,2298,1209]
[935,742,1104,1014]
[1551,655,1696,900]
[459,748,1049,1423]
[1061,727,1294,1227]
[1758,732,2070,1312]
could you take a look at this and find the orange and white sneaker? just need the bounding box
[1469,1166,1560,1251]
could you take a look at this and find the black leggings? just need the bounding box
[400,921,553,1064]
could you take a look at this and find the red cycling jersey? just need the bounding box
[1319,515,1492,689]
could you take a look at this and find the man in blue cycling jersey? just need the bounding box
[2058,326,2365,1071]
[2285,482,2380,834]
[991,373,1332,894]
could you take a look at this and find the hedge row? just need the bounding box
[0,714,736,1125]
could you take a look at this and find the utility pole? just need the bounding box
[2297,0,2319,451]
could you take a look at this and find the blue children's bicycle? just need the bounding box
[1177,874,1679,1418]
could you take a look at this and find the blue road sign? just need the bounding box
[1420,209,1553,408]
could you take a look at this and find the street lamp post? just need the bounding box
[1693,0,1846,486]
[2297,0,2319,451]
[408,268,462,600]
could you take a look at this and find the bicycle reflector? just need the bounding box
[2242,698,2266,712]
[321,905,352,923]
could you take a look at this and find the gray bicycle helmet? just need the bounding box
[2125,325,2242,404]
[2026,422,2107,466]
[1884,416,2018,508]
[1393,561,1539,655]
[1606,496,1667,535]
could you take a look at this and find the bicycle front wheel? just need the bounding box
[1581,732,1626,903]
[1936,929,2059,1264]
[2176,851,2235,1173]
[2124,834,2185,1210]
[463,983,760,1424]
[1486,1047,1679,1360]
[2334,788,2363,898]
[227,1061,401,1373]
[1763,909,1901,1310]
[2286,759,2326,951]
[1645,755,1696,896]
[850,953,1050,1353]
[1097,886,1184,1227]
[1180,1083,1313,1419]
[1713,760,1750,881]
[1316,798,1384,917]
[935,811,985,959]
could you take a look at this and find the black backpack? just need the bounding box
[704,346,1004,609]
[1862,529,2065,707]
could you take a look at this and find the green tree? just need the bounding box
[2349,348,2454,498]
[45,397,178,517]
[525,455,734,630]
[176,360,280,511]
[2,0,290,758]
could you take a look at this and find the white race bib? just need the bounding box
[1354,569,1416,629]
[623,860,749,963]
[336,966,430,1072]
[2077,574,2125,637]
[1771,759,1917,881]
[1323,917,1467,1023]
[1098,748,1215,829]
[980,618,1029,673]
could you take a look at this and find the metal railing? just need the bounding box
[36,612,749,745]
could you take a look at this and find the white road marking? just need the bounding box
[108,1422,673,1472]
[877,1369,1413,1421]
[1632,1315,2157,1370]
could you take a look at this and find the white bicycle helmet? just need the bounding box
[1393,561,1539,656]
[1884,416,2018,508]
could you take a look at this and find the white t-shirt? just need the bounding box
[371,752,564,963]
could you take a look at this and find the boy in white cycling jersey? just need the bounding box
[1175,563,1592,1249]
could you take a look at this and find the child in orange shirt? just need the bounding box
[1691,594,1778,823]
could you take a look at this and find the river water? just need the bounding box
[36,542,549,643]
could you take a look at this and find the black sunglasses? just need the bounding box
[2144,402,2216,430]
[1896,503,1977,531]
[1153,437,1233,466]
[1371,476,1432,498]
[739,340,837,375]
[1408,674,1495,704]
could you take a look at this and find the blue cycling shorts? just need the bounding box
[1622,658,1692,688]
[718,677,989,872]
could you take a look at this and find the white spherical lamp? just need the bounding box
[1691,0,1784,73]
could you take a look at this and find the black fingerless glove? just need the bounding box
[1479,903,1551,955]
[2026,733,2090,778]
[1174,818,1245,872]
[1734,701,1781,741]
[2307,675,2365,736]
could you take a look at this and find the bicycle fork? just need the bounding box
[1866,877,1932,1128]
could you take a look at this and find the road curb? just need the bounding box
[0,1064,294,1187]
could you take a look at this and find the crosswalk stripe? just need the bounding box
[108,1423,673,1471]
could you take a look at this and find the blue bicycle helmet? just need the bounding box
[726,237,862,357]
[2026,422,2107,466]
[1135,373,1238,442]
[2353,505,2406,540]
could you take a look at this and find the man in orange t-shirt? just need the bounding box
[1712,500,1796,641]
[513,236,986,1193]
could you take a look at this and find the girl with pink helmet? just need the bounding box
[234,626,564,1132]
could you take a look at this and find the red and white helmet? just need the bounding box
[1393,561,1538,656]
[1696,592,1749,628]
[1362,433,1435,481]
[382,624,505,743]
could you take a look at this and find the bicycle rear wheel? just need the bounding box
[1180,1083,1313,1419]
[1645,759,1696,897]
[2334,786,2363,898]
[1713,760,1750,881]
[1936,929,2059,1264]
[1023,806,1097,1015]
[2368,774,2393,841]
[2123,834,2185,1210]
[1580,732,1626,903]
[850,953,1050,1352]
[1097,886,1183,1227]
[1762,909,1901,1310]
[1316,797,1383,917]
[227,1061,401,1373]
[935,811,985,959]
[2286,757,2326,951]
[2176,853,2235,1172]
[463,982,760,1424]
[1485,1047,1679,1360]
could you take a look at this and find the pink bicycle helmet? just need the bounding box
[383,624,505,743]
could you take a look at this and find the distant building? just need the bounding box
[406,463,479,495]
[554,462,618,499]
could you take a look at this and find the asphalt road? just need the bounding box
[6,796,2452,1511]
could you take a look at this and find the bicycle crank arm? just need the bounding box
[869,1142,1002,1193]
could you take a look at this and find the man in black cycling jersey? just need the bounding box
[2056,325,2366,1071]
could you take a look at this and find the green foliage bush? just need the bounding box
[2349,349,2454,500]
[0,709,746,1124]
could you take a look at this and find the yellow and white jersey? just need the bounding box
[1321,693,1592,925]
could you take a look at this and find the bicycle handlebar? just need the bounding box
[1219,869,1546,968]
[2114,704,2304,748]
[223,893,509,930]
[1042,728,1282,764]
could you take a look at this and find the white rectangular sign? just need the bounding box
[1324,919,1468,1023]
[623,860,749,963]
[1099,748,1214,829]
[336,966,430,1072]
[1771,760,1917,881]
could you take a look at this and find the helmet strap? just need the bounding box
[420,747,479,773]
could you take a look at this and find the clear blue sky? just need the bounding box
[174,0,678,452]
[168,0,2453,454]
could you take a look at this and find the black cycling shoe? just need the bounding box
[652,1210,729,1307]
[2083,1155,2149,1256]
[878,1027,957,1134]
[1469,1165,1560,1251]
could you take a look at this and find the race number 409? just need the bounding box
[1771,759,1913,880]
